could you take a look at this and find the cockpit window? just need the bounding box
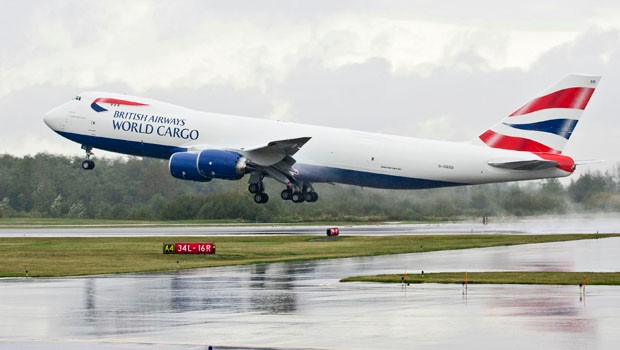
[73,96,81,101]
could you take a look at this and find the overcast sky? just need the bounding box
[1,0,619,176]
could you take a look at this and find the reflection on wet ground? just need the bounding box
[1,214,618,237]
[1,238,620,349]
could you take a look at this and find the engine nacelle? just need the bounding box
[169,152,211,182]
[197,150,248,180]
[169,150,248,182]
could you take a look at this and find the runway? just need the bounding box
[0,214,617,237]
[1,234,620,349]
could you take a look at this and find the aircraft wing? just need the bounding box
[488,159,558,171]
[180,137,311,189]
[239,137,311,166]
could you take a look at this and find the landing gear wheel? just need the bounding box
[281,189,293,200]
[291,192,305,203]
[248,183,262,194]
[304,192,318,202]
[81,159,95,170]
[81,145,95,170]
[254,192,269,204]
[310,192,318,202]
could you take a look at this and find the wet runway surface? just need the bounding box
[2,237,620,349]
[1,215,618,237]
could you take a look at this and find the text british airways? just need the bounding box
[112,110,199,140]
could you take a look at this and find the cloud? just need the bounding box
[1,1,605,98]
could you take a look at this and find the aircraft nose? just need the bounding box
[43,105,65,131]
[43,110,53,128]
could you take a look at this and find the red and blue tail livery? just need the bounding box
[44,74,601,204]
[479,75,599,154]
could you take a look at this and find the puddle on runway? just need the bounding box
[2,214,619,237]
[1,238,620,349]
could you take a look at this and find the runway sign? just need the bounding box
[163,242,216,254]
[326,227,340,236]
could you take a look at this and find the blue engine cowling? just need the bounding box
[169,152,210,182]
[169,150,248,182]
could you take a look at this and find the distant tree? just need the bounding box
[541,178,564,194]
[67,201,86,218]
[0,197,13,217]
[1,154,619,221]
[50,194,64,217]
[568,171,614,203]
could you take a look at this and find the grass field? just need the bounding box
[341,271,620,285]
[0,234,617,277]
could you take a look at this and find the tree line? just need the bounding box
[1,153,619,222]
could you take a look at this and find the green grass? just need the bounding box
[341,272,620,285]
[0,234,617,277]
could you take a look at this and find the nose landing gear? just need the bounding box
[81,145,95,170]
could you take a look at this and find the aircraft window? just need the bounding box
[73,96,81,101]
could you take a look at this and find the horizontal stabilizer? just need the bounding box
[574,159,605,166]
[488,159,558,171]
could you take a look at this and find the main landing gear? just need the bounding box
[281,186,318,203]
[81,145,95,170]
[248,176,318,204]
[248,181,269,204]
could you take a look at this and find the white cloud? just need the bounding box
[502,30,581,69]
[1,1,608,100]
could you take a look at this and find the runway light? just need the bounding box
[583,276,587,293]
[465,272,469,294]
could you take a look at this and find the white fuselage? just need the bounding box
[44,91,570,190]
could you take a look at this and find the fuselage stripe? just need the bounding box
[90,98,149,113]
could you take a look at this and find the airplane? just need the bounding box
[43,74,600,204]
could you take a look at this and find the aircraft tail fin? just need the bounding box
[478,74,600,154]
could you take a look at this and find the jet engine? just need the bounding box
[169,150,249,181]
